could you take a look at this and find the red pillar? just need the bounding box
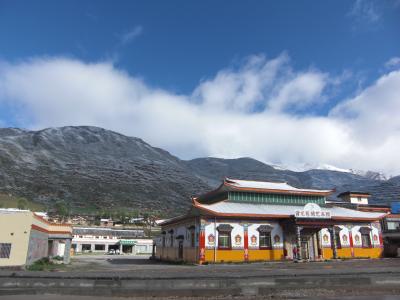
[199,224,206,264]
[378,230,384,257]
[244,224,249,262]
[349,231,354,258]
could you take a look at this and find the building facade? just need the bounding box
[381,203,400,257]
[0,209,72,267]
[155,179,386,263]
[72,227,153,255]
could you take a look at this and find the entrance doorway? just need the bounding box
[301,239,309,260]
[122,245,133,254]
[298,228,321,261]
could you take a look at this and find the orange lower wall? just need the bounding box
[157,245,382,263]
[204,249,284,263]
[205,249,244,262]
[353,247,382,258]
[322,247,382,259]
[248,249,284,261]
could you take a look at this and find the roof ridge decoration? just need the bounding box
[223,178,333,195]
[225,177,288,185]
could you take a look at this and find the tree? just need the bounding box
[17,198,28,210]
[53,201,69,220]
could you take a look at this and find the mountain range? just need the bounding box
[0,126,399,216]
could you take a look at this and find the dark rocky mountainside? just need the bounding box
[0,126,209,214]
[185,157,400,204]
[0,126,399,215]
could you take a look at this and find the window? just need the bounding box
[387,221,400,230]
[103,236,108,239]
[95,244,105,251]
[79,235,83,238]
[217,224,233,249]
[257,225,273,249]
[218,232,231,249]
[361,233,371,248]
[259,232,271,249]
[0,243,11,258]
[82,244,91,251]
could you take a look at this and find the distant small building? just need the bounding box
[68,215,89,226]
[72,227,152,255]
[100,218,114,227]
[381,203,400,257]
[337,191,371,205]
[0,209,72,267]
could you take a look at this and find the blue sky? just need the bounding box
[0,0,400,174]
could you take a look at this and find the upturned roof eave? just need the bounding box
[195,178,333,204]
[192,201,386,222]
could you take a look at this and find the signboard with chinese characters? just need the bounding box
[295,203,331,219]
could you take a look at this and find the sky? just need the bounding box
[0,0,400,175]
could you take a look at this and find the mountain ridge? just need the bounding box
[0,126,399,215]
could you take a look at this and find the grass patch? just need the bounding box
[26,257,65,271]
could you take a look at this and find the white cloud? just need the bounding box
[385,57,400,69]
[119,26,143,45]
[267,71,328,113]
[348,0,381,25]
[0,55,399,175]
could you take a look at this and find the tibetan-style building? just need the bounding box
[154,178,387,263]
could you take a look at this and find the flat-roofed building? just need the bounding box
[337,191,371,205]
[72,227,152,255]
[0,209,72,267]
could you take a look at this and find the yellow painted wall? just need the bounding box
[0,211,33,266]
[203,249,284,263]
[337,248,352,258]
[353,247,382,258]
[322,248,333,259]
[248,249,284,261]
[205,249,244,262]
[322,247,382,259]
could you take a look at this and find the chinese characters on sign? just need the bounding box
[295,203,331,219]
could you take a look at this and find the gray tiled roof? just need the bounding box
[73,227,144,237]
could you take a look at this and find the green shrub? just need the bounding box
[26,258,53,271]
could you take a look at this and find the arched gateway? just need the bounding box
[155,178,386,263]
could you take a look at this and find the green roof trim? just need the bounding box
[119,239,137,245]
[228,191,325,206]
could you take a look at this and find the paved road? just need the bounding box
[1,257,400,299]
[2,255,399,279]
[2,295,400,300]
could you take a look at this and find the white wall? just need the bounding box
[350,197,369,205]
[204,220,283,249]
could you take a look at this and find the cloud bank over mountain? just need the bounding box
[0,54,399,175]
